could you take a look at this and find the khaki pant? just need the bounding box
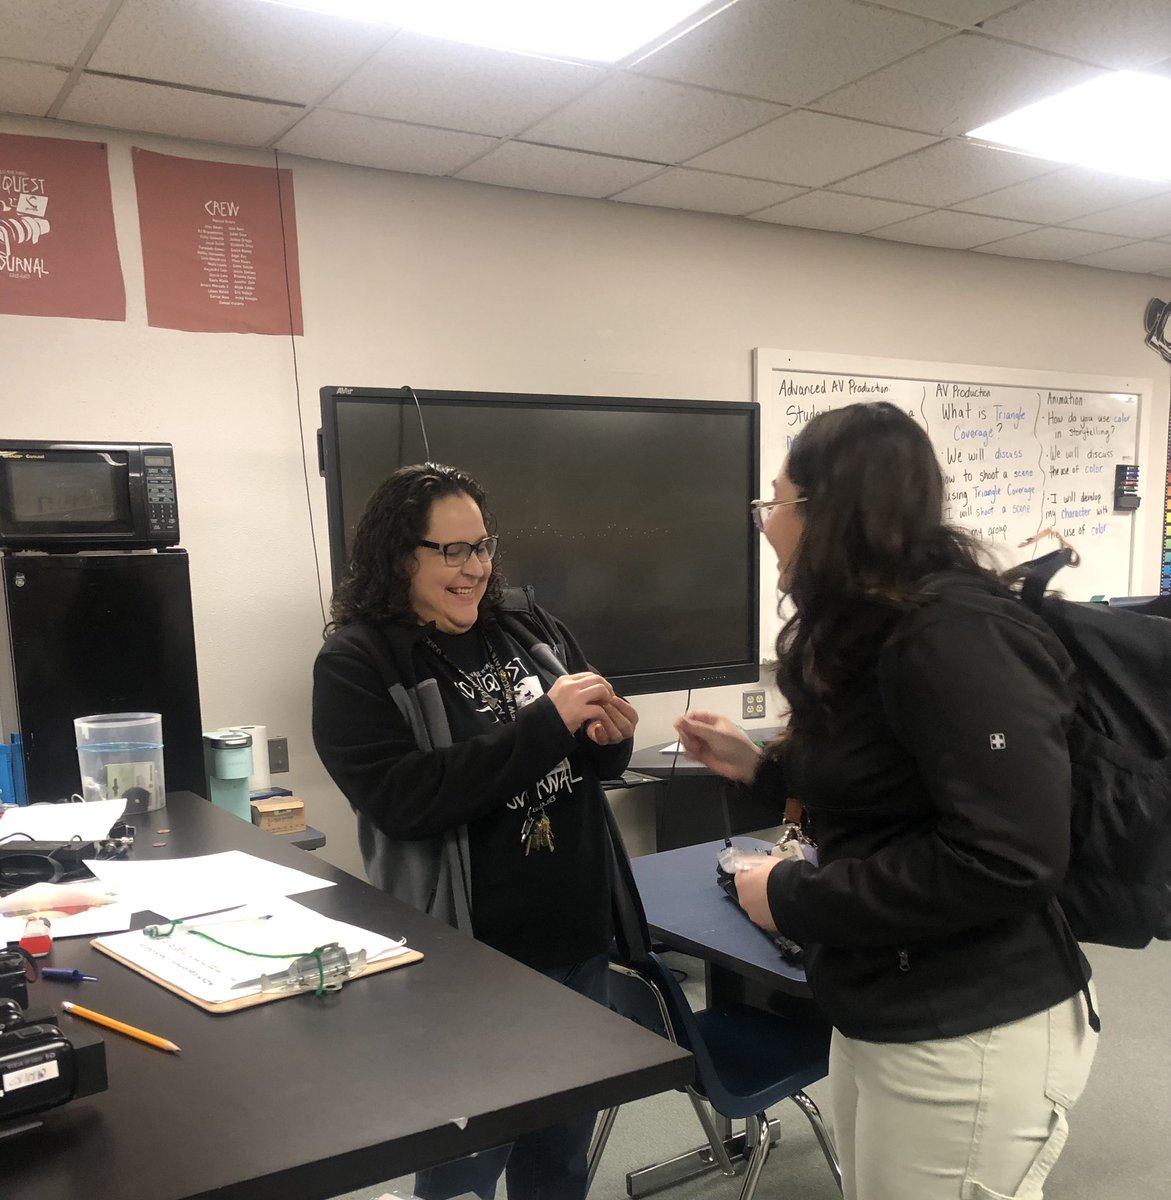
[830,988,1098,1200]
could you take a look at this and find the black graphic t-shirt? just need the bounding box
[424,626,612,969]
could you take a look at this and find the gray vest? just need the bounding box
[356,675,474,933]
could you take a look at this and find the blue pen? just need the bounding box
[41,968,98,982]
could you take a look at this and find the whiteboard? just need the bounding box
[754,349,1149,663]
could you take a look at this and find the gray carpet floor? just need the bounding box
[332,939,1170,1200]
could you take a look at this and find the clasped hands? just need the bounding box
[548,672,638,745]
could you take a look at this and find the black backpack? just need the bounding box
[1013,550,1171,949]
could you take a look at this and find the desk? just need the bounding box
[627,734,784,851]
[624,839,828,1197]
[632,837,812,1008]
[10,794,691,1200]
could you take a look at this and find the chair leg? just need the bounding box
[736,1113,776,1200]
[686,1089,739,1176]
[585,1105,620,1192]
[789,1089,842,1193]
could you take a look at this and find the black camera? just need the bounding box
[0,949,30,1009]
[0,997,108,1128]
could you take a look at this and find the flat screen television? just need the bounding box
[318,387,760,695]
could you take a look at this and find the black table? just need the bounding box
[627,733,784,850]
[9,794,692,1200]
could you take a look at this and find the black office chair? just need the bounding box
[588,804,841,1200]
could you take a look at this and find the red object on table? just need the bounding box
[19,917,52,958]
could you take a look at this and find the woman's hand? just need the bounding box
[674,711,762,784]
[548,672,615,735]
[586,694,639,745]
[733,860,779,932]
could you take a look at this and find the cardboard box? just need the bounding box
[250,796,307,834]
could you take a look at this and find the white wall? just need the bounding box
[4,113,1169,875]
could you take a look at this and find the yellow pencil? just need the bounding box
[61,1001,181,1055]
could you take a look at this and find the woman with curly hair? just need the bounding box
[312,462,637,1200]
[676,403,1097,1200]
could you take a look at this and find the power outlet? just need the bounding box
[742,691,766,721]
[268,736,290,774]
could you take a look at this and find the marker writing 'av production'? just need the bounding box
[61,1001,181,1054]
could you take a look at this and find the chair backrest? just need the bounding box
[599,796,830,1120]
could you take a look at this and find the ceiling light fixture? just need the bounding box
[966,70,1171,181]
[260,0,722,63]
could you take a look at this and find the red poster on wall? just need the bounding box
[0,133,126,321]
[133,149,304,335]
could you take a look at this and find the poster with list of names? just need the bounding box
[133,149,303,335]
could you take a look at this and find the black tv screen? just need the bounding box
[318,388,760,695]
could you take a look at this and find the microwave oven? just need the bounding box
[0,441,179,550]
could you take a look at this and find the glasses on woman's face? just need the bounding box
[749,497,806,532]
[417,535,499,567]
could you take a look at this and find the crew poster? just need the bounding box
[133,149,304,335]
[0,133,126,321]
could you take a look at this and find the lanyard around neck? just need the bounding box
[424,628,518,723]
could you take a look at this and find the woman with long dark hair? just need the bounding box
[313,463,637,1200]
[677,403,1097,1200]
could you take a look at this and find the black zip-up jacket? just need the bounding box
[312,590,632,942]
[763,572,1089,1043]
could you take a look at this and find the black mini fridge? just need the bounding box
[0,550,206,802]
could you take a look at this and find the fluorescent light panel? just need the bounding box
[261,0,719,62]
[967,71,1171,181]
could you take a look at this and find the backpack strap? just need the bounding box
[495,585,572,676]
[1016,546,1077,610]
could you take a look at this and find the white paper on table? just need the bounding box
[83,850,335,920]
[92,895,410,1004]
[0,880,134,940]
[0,798,127,843]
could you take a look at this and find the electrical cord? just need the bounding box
[401,385,433,461]
[272,147,327,629]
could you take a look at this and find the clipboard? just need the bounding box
[92,938,423,1014]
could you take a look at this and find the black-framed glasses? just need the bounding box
[417,535,499,567]
[750,497,806,532]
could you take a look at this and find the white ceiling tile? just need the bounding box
[522,74,784,164]
[321,32,600,138]
[685,111,937,187]
[958,166,1170,224]
[750,191,931,233]
[611,168,802,215]
[632,0,948,106]
[1064,192,1171,238]
[88,0,394,104]
[2,0,113,65]
[872,2,1020,25]
[815,31,1103,136]
[973,227,1135,259]
[57,75,301,145]
[981,0,1171,70]
[277,111,495,175]
[455,142,661,199]
[0,63,69,117]
[836,139,1055,206]
[1068,240,1171,273]
[871,209,1037,248]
